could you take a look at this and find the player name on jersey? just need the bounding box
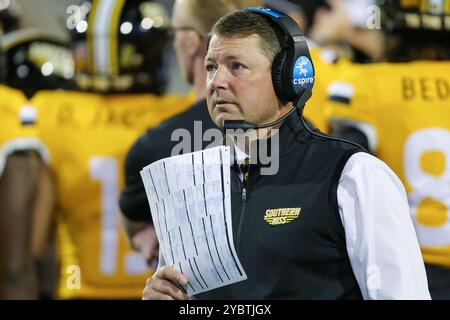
[402,77,450,101]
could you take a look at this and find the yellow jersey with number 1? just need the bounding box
[326,61,450,267]
[33,90,193,299]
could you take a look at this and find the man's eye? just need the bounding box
[232,62,244,71]
[206,64,216,72]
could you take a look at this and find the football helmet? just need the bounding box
[0,0,20,34]
[0,29,75,98]
[68,0,170,94]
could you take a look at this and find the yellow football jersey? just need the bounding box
[304,45,347,133]
[326,61,450,267]
[33,90,194,299]
[0,85,49,175]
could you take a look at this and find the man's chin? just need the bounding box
[215,114,240,129]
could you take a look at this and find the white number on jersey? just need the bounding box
[89,156,148,275]
[404,128,450,247]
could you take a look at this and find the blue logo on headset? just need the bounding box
[292,56,314,91]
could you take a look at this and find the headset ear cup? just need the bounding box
[272,50,287,102]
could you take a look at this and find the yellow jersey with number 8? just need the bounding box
[326,61,450,267]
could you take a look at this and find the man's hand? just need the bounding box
[309,0,352,45]
[131,224,159,267]
[121,215,159,267]
[142,266,190,300]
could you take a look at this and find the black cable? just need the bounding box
[296,104,367,152]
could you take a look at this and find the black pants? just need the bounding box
[425,263,450,300]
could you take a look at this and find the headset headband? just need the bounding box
[242,7,307,45]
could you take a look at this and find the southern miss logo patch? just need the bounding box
[264,208,301,226]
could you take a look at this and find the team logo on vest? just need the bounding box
[292,56,314,91]
[264,207,301,226]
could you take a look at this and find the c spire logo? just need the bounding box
[297,56,309,76]
[292,56,314,91]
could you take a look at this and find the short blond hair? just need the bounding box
[186,0,262,36]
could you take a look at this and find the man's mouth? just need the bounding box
[214,99,235,107]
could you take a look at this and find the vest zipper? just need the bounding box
[236,187,247,249]
[236,164,250,249]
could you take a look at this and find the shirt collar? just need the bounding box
[233,141,249,167]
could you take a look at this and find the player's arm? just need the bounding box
[30,159,55,260]
[30,158,58,300]
[0,152,40,299]
[121,215,158,267]
[120,134,159,266]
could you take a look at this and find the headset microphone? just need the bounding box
[223,88,311,131]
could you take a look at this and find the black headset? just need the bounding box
[223,7,313,130]
[224,7,366,151]
[242,7,315,104]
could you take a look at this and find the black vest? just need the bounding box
[197,114,364,299]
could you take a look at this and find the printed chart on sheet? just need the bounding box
[140,146,247,295]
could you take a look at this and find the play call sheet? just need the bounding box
[140,146,247,295]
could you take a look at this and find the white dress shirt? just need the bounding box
[235,145,431,300]
[338,152,430,299]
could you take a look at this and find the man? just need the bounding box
[32,0,192,299]
[308,0,384,63]
[326,0,450,299]
[119,0,261,267]
[0,29,68,299]
[142,8,430,299]
[0,82,44,299]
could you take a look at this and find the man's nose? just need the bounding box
[209,66,229,91]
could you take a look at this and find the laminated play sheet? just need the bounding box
[140,146,247,295]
